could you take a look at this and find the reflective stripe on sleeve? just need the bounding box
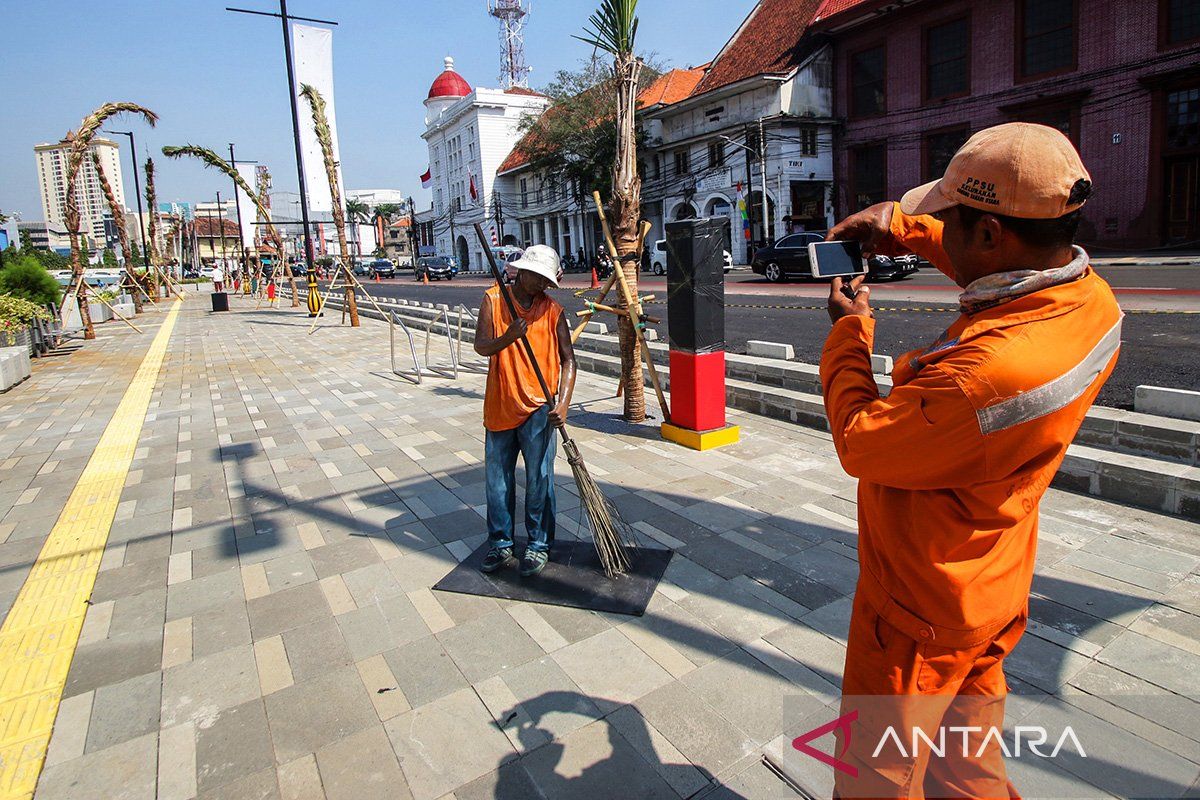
[976,318,1123,435]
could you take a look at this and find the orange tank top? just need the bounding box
[483,285,562,432]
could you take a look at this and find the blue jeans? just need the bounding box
[485,405,557,553]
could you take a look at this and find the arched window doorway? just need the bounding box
[455,235,470,269]
[673,202,697,221]
[704,196,734,253]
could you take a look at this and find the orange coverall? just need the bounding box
[820,205,1122,798]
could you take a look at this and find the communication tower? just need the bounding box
[487,0,531,89]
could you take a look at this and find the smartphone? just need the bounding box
[808,240,867,280]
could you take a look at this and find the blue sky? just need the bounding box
[0,0,756,222]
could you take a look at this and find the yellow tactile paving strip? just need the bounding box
[0,300,181,799]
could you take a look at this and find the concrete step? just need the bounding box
[312,295,1200,520]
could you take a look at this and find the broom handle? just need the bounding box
[473,224,571,445]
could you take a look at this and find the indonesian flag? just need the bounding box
[469,173,479,203]
[420,169,432,189]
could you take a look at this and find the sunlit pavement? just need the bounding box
[0,293,1196,798]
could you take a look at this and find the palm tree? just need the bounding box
[144,157,162,297]
[90,150,143,312]
[372,203,402,258]
[299,84,358,326]
[161,144,298,306]
[578,0,646,421]
[63,102,158,339]
[346,198,369,263]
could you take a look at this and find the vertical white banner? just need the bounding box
[291,23,343,215]
[235,163,258,249]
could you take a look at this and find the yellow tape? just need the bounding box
[0,300,181,798]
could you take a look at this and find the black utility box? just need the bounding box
[665,216,728,354]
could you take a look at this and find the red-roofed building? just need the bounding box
[192,216,243,267]
[816,0,1200,246]
[640,0,836,262]
[491,67,717,262]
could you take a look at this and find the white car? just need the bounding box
[649,239,732,276]
[85,269,123,287]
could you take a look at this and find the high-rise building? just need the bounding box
[33,138,126,248]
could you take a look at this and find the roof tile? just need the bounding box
[691,0,825,97]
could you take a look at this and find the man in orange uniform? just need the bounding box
[473,245,576,577]
[820,123,1122,797]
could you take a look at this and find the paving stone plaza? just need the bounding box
[0,295,1197,799]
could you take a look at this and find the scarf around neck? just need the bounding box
[959,246,1089,315]
[955,247,1089,316]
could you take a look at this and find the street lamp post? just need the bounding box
[228,143,253,295]
[227,1,338,317]
[106,129,152,297]
[723,122,771,255]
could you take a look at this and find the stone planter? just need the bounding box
[0,346,32,392]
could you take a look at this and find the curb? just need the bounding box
[301,293,1200,521]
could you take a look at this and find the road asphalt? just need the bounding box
[330,265,1199,409]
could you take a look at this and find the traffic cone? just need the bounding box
[422,271,429,285]
[590,266,599,289]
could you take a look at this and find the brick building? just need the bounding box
[814,0,1200,247]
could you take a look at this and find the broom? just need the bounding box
[473,224,635,577]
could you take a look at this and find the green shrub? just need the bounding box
[0,294,51,345]
[27,248,69,272]
[0,255,61,307]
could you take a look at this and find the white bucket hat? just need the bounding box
[510,244,561,287]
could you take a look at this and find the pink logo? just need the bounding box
[792,709,859,778]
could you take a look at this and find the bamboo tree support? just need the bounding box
[79,282,142,333]
[570,220,651,343]
[593,192,670,423]
[300,84,359,327]
[306,262,392,335]
[575,299,659,322]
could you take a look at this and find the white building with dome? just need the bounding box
[421,56,549,269]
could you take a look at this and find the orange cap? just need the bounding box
[899,122,1092,219]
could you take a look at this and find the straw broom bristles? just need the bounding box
[563,438,635,577]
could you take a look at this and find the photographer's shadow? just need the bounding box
[483,689,743,800]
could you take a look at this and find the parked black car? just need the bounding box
[415,256,457,281]
[369,259,395,279]
[751,232,922,283]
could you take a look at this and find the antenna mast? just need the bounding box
[487,0,531,88]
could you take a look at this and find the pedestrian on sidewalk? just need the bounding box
[211,263,224,294]
[473,245,577,577]
[819,123,1121,798]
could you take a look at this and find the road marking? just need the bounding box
[0,300,181,799]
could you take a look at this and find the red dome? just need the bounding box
[427,57,471,100]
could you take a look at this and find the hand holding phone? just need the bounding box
[827,275,872,323]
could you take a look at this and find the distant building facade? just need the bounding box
[815,0,1200,247]
[421,56,550,268]
[34,137,126,249]
[17,220,69,252]
[642,0,836,263]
